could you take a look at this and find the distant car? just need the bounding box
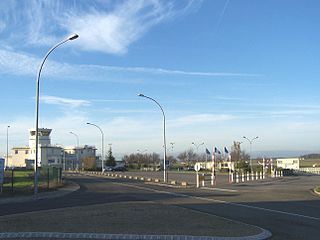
[103,167,113,172]
[187,166,195,171]
[112,166,126,172]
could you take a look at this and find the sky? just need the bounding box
[1,0,320,159]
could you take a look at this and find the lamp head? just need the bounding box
[68,33,79,41]
[138,93,145,97]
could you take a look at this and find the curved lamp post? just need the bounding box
[243,136,259,172]
[70,131,80,170]
[34,33,79,196]
[86,123,105,172]
[138,93,167,182]
[6,125,10,168]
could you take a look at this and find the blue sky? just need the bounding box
[1,0,320,158]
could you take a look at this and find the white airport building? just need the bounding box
[6,128,96,170]
[276,158,300,170]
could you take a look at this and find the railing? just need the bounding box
[295,167,320,175]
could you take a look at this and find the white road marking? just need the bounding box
[201,187,238,193]
[114,182,320,221]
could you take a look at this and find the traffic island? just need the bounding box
[0,201,271,240]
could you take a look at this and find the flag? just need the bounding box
[215,147,221,154]
[205,148,211,155]
[224,147,229,154]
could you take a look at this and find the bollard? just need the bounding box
[211,174,216,186]
[251,172,255,181]
[181,181,188,187]
[247,172,250,181]
[256,172,258,180]
[241,173,245,182]
[259,172,262,179]
[202,174,205,187]
[230,172,234,183]
[236,173,239,183]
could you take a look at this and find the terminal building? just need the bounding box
[276,158,300,170]
[6,128,96,170]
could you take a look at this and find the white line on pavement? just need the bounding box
[113,182,320,221]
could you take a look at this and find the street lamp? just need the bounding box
[170,142,175,152]
[70,131,79,170]
[192,142,204,152]
[243,136,259,172]
[138,93,167,182]
[6,125,10,169]
[34,33,79,196]
[137,149,148,153]
[70,132,79,147]
[86,123,105,172]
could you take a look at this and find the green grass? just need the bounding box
[315,186,320,194]
[1,169,62,196]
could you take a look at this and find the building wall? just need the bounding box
[8,147,30,168]
[276,158,300,170]
[64,145,96,170]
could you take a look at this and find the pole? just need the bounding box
[34,34,78,196]
[6,126,10,169]
[243,136,259,172]
[138,94,167,182]
[70,132,79,170]
[86,123,105,172]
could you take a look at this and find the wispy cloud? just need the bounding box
[0,48,261,81]
[41,95,90,108]
[0,0,201,54]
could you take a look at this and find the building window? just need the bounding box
[15,150,18,154]
[25,150,29,154]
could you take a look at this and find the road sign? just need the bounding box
[165,160,170,166]
[194,162,201,172]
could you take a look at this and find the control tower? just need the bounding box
[28,128,52,148]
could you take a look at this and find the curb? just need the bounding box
[84,172,194,189]
[313,186,320,196]
[0,181,80,205]
[0,230,272,240]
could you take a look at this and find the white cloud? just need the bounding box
[41,95,90,108]
[61,0,200,54]
[0,0,200,54]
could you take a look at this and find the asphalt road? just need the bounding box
[0,172,319,239]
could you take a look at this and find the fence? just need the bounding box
[0,167,62,195]
[294,167,320,175]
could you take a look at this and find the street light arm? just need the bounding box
[69,131,79,147]
[138,94,165,120]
